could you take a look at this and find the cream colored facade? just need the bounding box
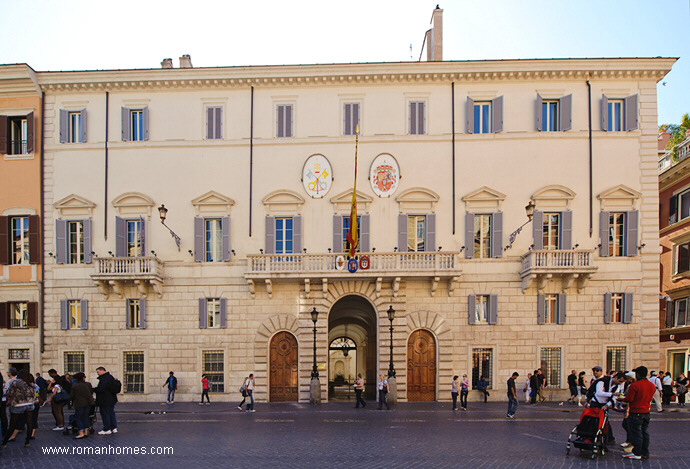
[31,57,673,402]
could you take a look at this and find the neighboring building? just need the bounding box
[658,130,672,171]
[0,64,43,374]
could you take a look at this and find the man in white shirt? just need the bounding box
[648,372,663,412]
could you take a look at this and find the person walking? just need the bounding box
[529,371,539,405]
[523,373,532,403]
[240,374,255,412]
[661,372,674,406]
[476,375,490,403]
[506,372,519,419]
[48,376,67,431]
[460,374,469,410]
[1,370,11,437]
[162,371,177,405]
[70,372,94,440]
[537,369,547,403]
[377,374,390,410]
[567,370,578,404]
[676,373,687,407]
[451,375,459,411]
[94,366,118,435]
[1,370,35,448]
[648,371,663,412]
[199,374,211,405]
[577,371,587,407]
[618,366,656,460]
[354,374,366,409]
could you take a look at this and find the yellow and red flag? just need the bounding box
[345,125,359,257]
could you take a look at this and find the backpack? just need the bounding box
[586,375,611,402]
[109,378,122,394]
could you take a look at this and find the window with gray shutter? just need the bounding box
[557,293,566,324]
[344,103,360,136]
[599,211,610,257]
[140,298,146,329]
[199,298,207,329]
[277,104,293,138]
[220,298,227,329]
[222,217,231,261]
[625,211,638,257]
[490,212,503,258]
[488,294,498,325]
[622,293,633,324]
[624,95,638,131]
[468,295,476,325]
[492,96,503,133]
[425,214,436,252]
[194,217,204,262]
[398,214,408,252]
[265,217,275,254]
[60,300,69,330]
[142,107,149,141]
[121,107,131,141]
[536,94,543,131]
[560,211,572,250]
[332,215,343,253]
[604,293,612,324]
[465,213,475,259]
[559,95,572,131]
[409,101,425,135]
[80,299,88,330]
[537,294,545,324]
[56,219,67,264]
[532,211,544,250]
[206,106,222,140]
[359,214,370,252]
[466,97,474,134]
[292,216,302,253]
[80,109,87,143]
[601,95,609,131]
[59,110,69,143]
[83,219,92,264]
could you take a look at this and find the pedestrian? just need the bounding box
[1,369,35,448]
[620,371,636,452]
[47,376,67,431]
[94,366,118,435]
[460,374,469,410]
[162,371,177,405]
[377,374,390,410]
[567,370,578,404]
[588,367,624,445]
[451,375,459,411]
[27,373,40,440]
[354,373,366,409]
[70,372,94,440]
[506,372,519,419]
[1,370,11,438]
[661,372,674,406]
[238,375,249,410]
[529,370,539,404]
[618,366,656,460]
[476,375,490,403]
[239,374,255,412]
[648,371,663,412]
[199,374,211,405]
[523,373,532,403]
[676,373,687,407]
[577,371,587,407]
[537,369,547,402]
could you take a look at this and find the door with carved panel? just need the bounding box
[269,331,299,402]
[407,329,436,401]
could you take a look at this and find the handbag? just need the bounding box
[53,389,69,404]
[239,384,247,397]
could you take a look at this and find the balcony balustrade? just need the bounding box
[91,256,164,299]
[520,249,597,293]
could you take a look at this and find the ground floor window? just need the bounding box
[8,349,30,361]
[64,351,85,375]
[202,350,224,393]
[606,346,627,373]
[471,348,493,389]
[540,347,561,388]
[124,351,144,393]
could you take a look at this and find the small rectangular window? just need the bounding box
[409,101,426,135]
[68,112,83,143]
[608,213,625,257]
[343,103,360,136]
[69,300,82,330]
[275,217,294,254]
[473,214,492,259]
[206,106,222,140]
[610,293,624,323]
[8,116,28,154]
[202,350,225,393]
[473,102,491,134]
[607,100,624,132]
[277,104,293,138]
[407,215,426,252]
[130,110,144,141]
[127,220,142,257]
[544,294,558,324]
[540,347,561,388]
[128,299,141,329]
[474,295,490,324]
[9,303,28,329]
[606,346,626,373]
[542,213,560,250]
[676,243,690,274]
[471,348,493,389]
[206,298,221,329]
[541,101,559,132]
[64,352,85,375]
[205,219,222,262]
[675,299,688,327]
[124,351,144,393]
[11,217,29,265]
[68,221,84,264]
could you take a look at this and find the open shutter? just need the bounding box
[536,94,543,131]
[215,107,222,139]
[468,295,476,325]
[492,96,503,133]
[142,106,149,140]
[601,95,609,131]
[344,104,352,136]
[277,105,284,137]
[115,217,126,257]
[360,214,370,252]
[0,216,7,265]
[425,214,436,252]
[466,97,474,134]
[353,103,360,134]
[490,212,503,258]
[222,217,231,261]
[665,299,674,329]
[532,211,544,250]
[27,302,38,328]
[333,215,343,253]
[0,303,8,329]
[59,109,69,143]
[80,299,88,330]
[599,211,610,257]
[26,111,34,153]
[465,213,475,259]
[265,217,275,254]
[537,294,545,324]
[625,211,638,257]
[219,298,227,329]
[60,300,68,330]
[199,298,207,329]
[121,107,130,141]
[194,217,204,262]
[80,109,87,143]
[56,219,68,264]
[28,214,40,264]
[603,293,612,324]
[398,214,408,252]
[409,102,417,134]
[126,299,131,329]
[292,216,302,253]
[559,95,572,131]
[83,219,92,264]
[560,211,572,250]
[0,115,7,154]
[418,102,425,134]
[139,298,146,329]
[557,293,566,324]
[624,94,638,131]
[622,293,633,324]
[489,294,498,325]
[139,217,146,256]
[206,107,214,139]
[670,194,679,225]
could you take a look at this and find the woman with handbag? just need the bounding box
[676,373,688,407]
[1,370,35,448]
[48,378,68,430]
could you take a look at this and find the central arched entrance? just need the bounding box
[328,295,377,401]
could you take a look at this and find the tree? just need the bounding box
[660,113,690,162]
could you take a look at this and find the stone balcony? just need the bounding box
[91,256,164,299]
[520,249,597,293]
[245,251,462,298]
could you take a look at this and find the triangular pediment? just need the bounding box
[531,185,575,211]
[330,189,373,214]
[396,187,439,213]
[191,190,235,216]
[54,194,96,218]
[462,186,506,212]
[597,184,641,211]
[262,190,305,215]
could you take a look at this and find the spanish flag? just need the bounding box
[346,125,359,258]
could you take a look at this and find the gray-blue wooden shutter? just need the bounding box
[559,94,572,131]
[624,94,638,131]
[292,216,302,253]
[625,211,638,257]
[557,293,566,324]
[601,95,609,131]
[468,295,476,325]
[115,217,126,257]
[353,103,360,134]
[398,214,408,252]
[490,212,503,258]
[55,219,67,264]
[425,214,436,252]
[121,107,130,141]
[418,102,425,134]
[215,107,222,139]
[80,299,88,330]
[222,216,231,261]
[80,109,87,143]
[532,211,544,250]
[489,294,498,325]
[622,293,633,324]
[560,211,572,250]
[409,102,416,134]
[139,298,146,329]
[142,106,149,140]
[465,213,475,259]
[26,111,34,153]
[199,298,207,329]
[360,214,370,252]
[60,300,69,330]
[344,104,352,135]
[604,293,612,324]
[333,215,343,253]
[126,299,131,329]
[194,217,204,262]
[466,97,474,134]
[277,105,284,137]
[599,211,610,257]
[83,219,92,264]
[537,294,545,324]
[665,299,674,328]
[536,94,543,131]
[139,217,146,256]
[669,194,679,225]
[59,109,68,143]
[265,217,275,254]
[492,96,503,133]
[220,298,227,328]
[206,107,213,139]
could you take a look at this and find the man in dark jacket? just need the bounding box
[162,372,177,405]
[94,367,118,435]
[529,370,539,404]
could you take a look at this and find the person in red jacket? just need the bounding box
[618,366,657,460]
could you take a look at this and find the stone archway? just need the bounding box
[404,311,451,402]
[269,331,299,402]
[254,314,300,402]
[407,329,436,401]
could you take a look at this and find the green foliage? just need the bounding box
[660,113,690,162]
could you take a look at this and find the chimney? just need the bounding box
[161,58,173,69]
[426,5,443,62]
[179,54,193,68]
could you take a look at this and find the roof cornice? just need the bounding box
[660,156,690,190]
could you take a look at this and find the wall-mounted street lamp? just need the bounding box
[158,204,181,251]
[504,201,536,251]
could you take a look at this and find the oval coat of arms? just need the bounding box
[369,153,400,197]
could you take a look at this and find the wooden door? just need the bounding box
[269,331,299,402]
[407,329,436,401]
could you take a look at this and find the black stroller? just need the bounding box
[65,405,98,435]
[566,407,609,459]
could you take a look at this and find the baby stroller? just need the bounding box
[566,407,609,459]
[66,405,98,435]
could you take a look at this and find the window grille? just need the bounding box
[540,347,561,388]
[64,352,85,375]
[203,351,224,393]
[606,346,627,373]
[124,352,144,393]
[471,348,493,389]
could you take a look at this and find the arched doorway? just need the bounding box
[269,331,299,402]
[328,295,377,400]
[407,329,436,401]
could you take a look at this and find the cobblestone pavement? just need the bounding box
[1,400,688,468]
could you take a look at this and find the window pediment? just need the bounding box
[262,190,304,215]
[597,184,640,211]
[54,194,96,218]
[531,185,575,211]
[330,189,373,214]
[462,186,506,213]
[191,190,235,216]
[395,187,439,213]
[112,192,155,218]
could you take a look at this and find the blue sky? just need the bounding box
[1,0,687,125]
